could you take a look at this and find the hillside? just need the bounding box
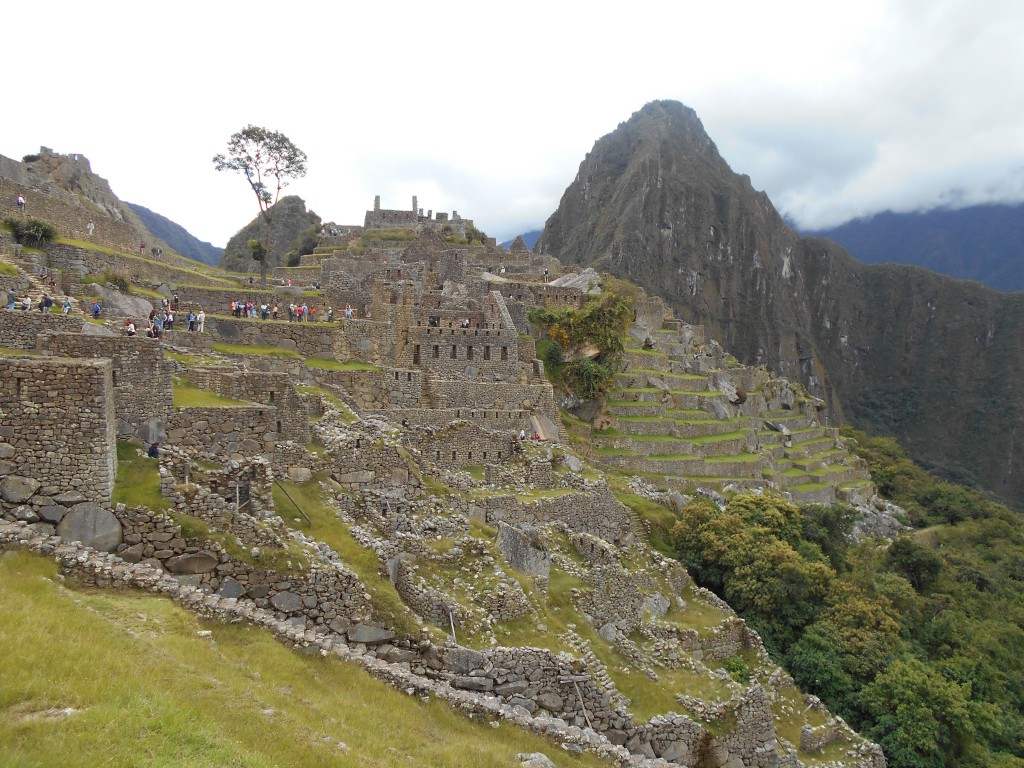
[220,196,320,274]
[536,100,1024,508]
[127,202,224,266]
[806,203,1024,292]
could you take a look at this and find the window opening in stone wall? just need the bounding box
[356,438,361,448]
[111,370,118,386]
[468,451,472,461]
[484,346,490,361]
[269,391,275,403]
[276,421,281,432]
[433,345,439,359]
[501,346,508,361]
[395,371,399,380]
[467,346,473,361]
[407,372,412,381]
[451,345,457,359]
[452,451,456,461]
[483,452,487,460]
[413,345,420,365]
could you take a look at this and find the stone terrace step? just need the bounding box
[611,387,666,403]
[624,347,674,372]
[673,418,747,438]
[668,391,726,411]
[614,416,677,436]
[605,401,666,418]
[643,454,764,479]
[614,369,714,391]
[784,436,838,460]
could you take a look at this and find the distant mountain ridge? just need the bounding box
[537,100,1024,508]
[127,202,223,267]
[501,230,542,250]
[806,203,1024,292]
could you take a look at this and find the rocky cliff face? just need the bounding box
[537,101,1024,506]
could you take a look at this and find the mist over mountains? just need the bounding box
[806,203,1024,292]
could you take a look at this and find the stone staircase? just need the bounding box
[0,249,83,315]
[590,325,873,505]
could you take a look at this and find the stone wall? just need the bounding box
[418,421,518,469]
[0,308,83,349]
[41,333,174,436]
[165,405,277,460]
[0,356,116,504]
[186,367,309,445]
[484,486,634,545]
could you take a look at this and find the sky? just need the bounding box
[4,0,1024,248]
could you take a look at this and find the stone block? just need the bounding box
[347,624,395,645]
[1,475,40,504]
[270,591,303,613]
[56,503,122,552]
[166,552,219,574]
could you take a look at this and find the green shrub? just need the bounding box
[21,153,41,163]
[3,216,56,248]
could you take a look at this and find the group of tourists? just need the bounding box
[5,290,73,315]
[126,307,205,338]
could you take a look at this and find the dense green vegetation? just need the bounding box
[529,291,634,399]
[3,216,56,248]
[671,432,1024,768]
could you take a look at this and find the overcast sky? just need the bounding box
[4,0,1023,248]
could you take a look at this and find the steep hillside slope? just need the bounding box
[127,202,224,266]
[537,101,1024,507]
[807,204,1024,292]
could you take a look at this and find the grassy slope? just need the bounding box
[0,550,606,768]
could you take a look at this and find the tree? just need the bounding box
[213,125,307,287]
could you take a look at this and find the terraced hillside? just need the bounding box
[585,321,874,506]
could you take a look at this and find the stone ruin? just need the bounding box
[0,210,893,768]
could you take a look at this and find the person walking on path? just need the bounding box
[16,194,25,213]
[188,311,196,332]
[196,309,205,332]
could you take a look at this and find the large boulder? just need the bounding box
[56,503,122,552]
[1,475,40,504]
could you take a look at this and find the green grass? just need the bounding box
[273,476,421,638]
[0,549,606,768]
[111,440,170,512]
[0,346,39,357]
[306,358,381,372]
[610,486,680,555]
[211,342,302,359]
[0,262,18,276]
[172,377,250,408]
[164,350,221,367]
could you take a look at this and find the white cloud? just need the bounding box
[3,0,1023,244]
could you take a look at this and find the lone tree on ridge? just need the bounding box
[213,125,307,287]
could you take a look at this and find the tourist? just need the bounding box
[344,304,353,320]
[188,311,196,332]
[91,301,101,318]
[16,194,25,213]
[327,306,333,322]
[147,442,159,459]
[124,319,136,336]
[62,299,71,315]
[519,429,526,441]
[309,305,316,322]
[87,221,94,236]
[166,310,174,331]
[271,305,278,321]
[197,309,205,332]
